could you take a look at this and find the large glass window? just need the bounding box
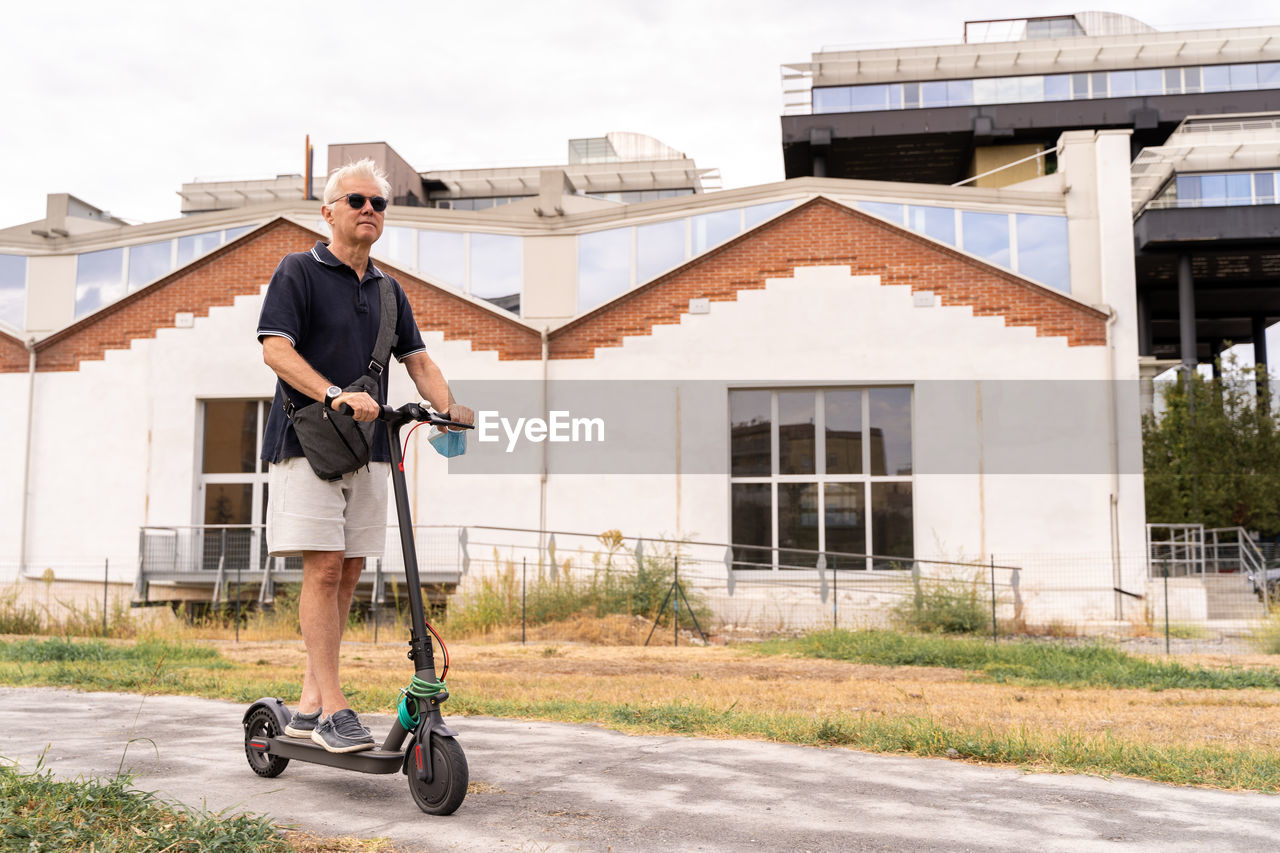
[636,219,687,282]
[177,231,223,266]
[575,201,798,314]
[417,229,465,289]
[127,240,173,291]
[578,227,632,313]
[908,205,956,246]
[377,225,417,270]
[469,233,522,314]
[0,254,26,329]
[75,247,125,318]
[960,211,1011,268]
[730,387,913,569]
[1015,213,1070,292]
[692,209,741,253]
[199,399,270,572]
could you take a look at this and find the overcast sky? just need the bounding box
[6,1,1279,227]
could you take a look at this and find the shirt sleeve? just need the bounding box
[256,254,308,346]
[390,278,427,361]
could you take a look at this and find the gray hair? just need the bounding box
[323,158,392,205]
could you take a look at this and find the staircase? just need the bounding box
[1147,524,1270,619]
[1203,574,1266,620]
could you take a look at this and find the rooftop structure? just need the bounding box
[178,132,717,215]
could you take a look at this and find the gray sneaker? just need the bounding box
[311,709,375,753]
[284,708,322,738]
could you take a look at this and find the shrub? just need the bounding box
[892,570,991,634]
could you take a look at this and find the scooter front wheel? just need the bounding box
[407,734,468,815]
[244,707,289,778]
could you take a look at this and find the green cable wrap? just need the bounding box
[396,675,447,729]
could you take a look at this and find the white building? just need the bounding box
[0,128,1144,625]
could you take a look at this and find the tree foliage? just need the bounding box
[1143,360,1280,535]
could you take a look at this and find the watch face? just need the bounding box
[327,386,342,398]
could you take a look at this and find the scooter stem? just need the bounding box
[385,416,437,677]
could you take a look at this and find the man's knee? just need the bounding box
[302,551,346,589]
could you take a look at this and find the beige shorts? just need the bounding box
[266,457,391,558]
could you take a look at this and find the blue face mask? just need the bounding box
[429,428,467,458]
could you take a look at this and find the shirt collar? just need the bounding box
[309,241,385,281]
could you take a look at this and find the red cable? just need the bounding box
[426,621,449,681]
[399,421,428,471]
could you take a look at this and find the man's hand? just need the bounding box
[335,391,381,421]
[443,404,475,431]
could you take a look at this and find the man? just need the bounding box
[257,158,473,753]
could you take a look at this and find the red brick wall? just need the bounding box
[28,219,542,372]
[549,197,1106,359]
[10,199,1105,374]
[0,329,29,373]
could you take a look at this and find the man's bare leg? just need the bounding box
[298,552,364,714]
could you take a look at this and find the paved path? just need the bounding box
[1,687,1277,851]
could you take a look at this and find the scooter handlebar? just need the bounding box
[335,401,475,430]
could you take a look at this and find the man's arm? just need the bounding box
[262,336,381,421]
[404,351,473,426]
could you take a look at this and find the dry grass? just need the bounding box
[211,639,1280,753]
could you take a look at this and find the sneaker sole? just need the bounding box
[311,730,376,753]
[283,725,315,738]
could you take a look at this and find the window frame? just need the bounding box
[728,385,914,571]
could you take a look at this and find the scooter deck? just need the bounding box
[260,735,406,774]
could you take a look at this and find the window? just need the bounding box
[469,233,522,314]
[199,399,270,572]
[960,211,1011,268]
[75,247,125,318]
[729,388,913,570]
[578,227,632,313]
[127,240,174,292]
[417,229,465,289]
[177,231,223,266]
[0,254,26,329]
[1015,213,1070,292]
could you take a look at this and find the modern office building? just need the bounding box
[782,13,1280,378]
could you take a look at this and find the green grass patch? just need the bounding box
[755,629,1280,690]
[443,692,1280,791]
[0,761,288,852]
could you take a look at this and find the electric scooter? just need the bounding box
[241,403,474,816]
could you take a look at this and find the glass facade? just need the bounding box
[74,226,259,319]
[0,253,26,329]
[577,200,796,313]
[730,387,913,569]
[854,201,1070,292]
[1152,171,1280,208]
[813,61,1280,114]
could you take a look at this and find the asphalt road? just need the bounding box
[1,687,1277,852]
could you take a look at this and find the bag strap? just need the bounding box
[365,276,398,379]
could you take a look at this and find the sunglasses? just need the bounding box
[328,192,388,212]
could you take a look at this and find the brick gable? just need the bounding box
[548,197,1107,359]
[0,328,28,373]
[29,219,542,372]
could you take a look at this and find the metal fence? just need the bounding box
[7,523,1279,652]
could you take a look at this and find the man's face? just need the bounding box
[323,176,385,248]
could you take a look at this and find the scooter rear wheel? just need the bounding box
[407,734,468,815]
[244,707,290,778]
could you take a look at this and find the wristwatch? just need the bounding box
[323,386,342,409]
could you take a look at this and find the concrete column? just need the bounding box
[1177,255,1197,371]
[1253,315,1270,397]
[1137,289,1152,356]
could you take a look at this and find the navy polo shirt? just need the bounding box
[257,241,427,464]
